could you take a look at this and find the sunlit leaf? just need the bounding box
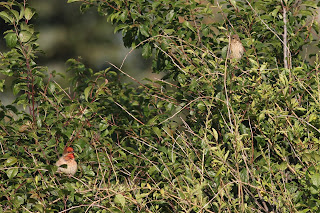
[0,11,13,23]
[24,7,35,20]
[84,85,92,101]
[19,30,33,42]
[4,32,17,47]
[114,194,126,207]
[6,168,18,179]
[67,0,82,2]
[6,157,17,166]
[311,173,320,187]
[182,21,195,32]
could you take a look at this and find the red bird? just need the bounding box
[56,147,77,175]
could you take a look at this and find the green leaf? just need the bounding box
[153,127,161,138]
[0,79,4,92]
[303,1,317,8]
[114,194,126,207]
[166,10,175,22]
[6,157,17,166]
[212,128,218,142]
[4,32,17,48]
[139,24,149,37]
[19,30,33,42]
[0,68,13,76]
[0,11,13,23]
[197,102,205,111]
[119,10,128,22]
[9,9,20,22]
[182,21,195,32]
[142,43,152,58]
[6,168,18,179]
[135,192,149,200]
[67,0,82,2]
[163,29,175,35]
[279,73,288,86]
[34,204,43,212]
[13,195,24,207]
[249,58,258,67]
[177,73,186,84]
[296,107,306,112]
[271,6,281,17]
[48,81,56,94]
[299,10,312,16]
[24,8,35,20]
[114,24,127,33]
[169,151,176,163]
[311,173,320,187]
[84,86,92,101]
[279,162,287,171]
[308,114,317,122]
[230,0,237,7]
[222,45,228,58]
[13,83,23,96]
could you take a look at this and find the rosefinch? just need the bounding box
[56,147,77,175]
[229,34,244,60]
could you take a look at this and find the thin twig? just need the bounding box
[113,101,145,125]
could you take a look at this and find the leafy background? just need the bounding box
[1,0,320,212]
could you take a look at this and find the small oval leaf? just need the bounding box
[6,168,18,179]
[19,31,33,42]
[6,157,18,166]
[0,11,13,23]
[84,86,92,101]
[24,8,35,20]
[4,32,17,48]
[114,194,126,207]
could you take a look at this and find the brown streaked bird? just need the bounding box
[229,34,244,60]
[56,147,77,175]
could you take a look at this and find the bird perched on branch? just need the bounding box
[56,147,77,175]
[229,34,244,60]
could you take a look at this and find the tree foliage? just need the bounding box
[1,0,320,212]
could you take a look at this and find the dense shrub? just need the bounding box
[1,0,320,212]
